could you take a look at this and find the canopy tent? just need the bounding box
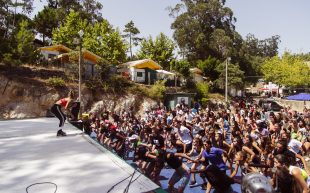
[120,59,162,70]
[286,93,310,101]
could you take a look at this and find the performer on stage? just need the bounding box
[51,90,75,136]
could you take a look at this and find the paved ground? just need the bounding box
[0,118,160,193]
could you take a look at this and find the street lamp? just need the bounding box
[225,57,231,103]
[74,30,84,117]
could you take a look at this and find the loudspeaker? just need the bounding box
[70,101,80,121]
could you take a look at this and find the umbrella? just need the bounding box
[286,93,310,101]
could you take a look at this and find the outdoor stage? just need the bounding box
[0,118,160,193]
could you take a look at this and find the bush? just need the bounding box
[147,80,167,101]
[2,53,21,66]
[47,77,66,87]
[85,78,102,91]
[96,75,132,94]
[196,82,209,98]
[201,98,209,106]
[127,84,148,96]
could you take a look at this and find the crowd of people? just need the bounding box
[80,97,310,193]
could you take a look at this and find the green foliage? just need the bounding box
[127,84,148,96]
[147,80,167,101]
[214,61,245,89]
[52,10,127,64]
[52,11,88,48]
[171,59,190,77]
[98,75,132,93]
[79,0,103,23]
[196,82,209,98]
[168,0,281,88]
[2,53,21,66]
[16,19,36,63]
[195,82,209,106]
[197,56,221,81]
[201,98,209,107]
[86,23,127,64]
[47,77,66,87]
[170,0,236,61]
[33,6,59,43]
[136,33,175,70]
[261,52,310,87]
[123,20,141,58]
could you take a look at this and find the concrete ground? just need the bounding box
[0,118,159,193]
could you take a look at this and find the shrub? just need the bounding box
[201,98,209,106]
[127,84,148,96]
[2,53,21,66]
[147,80,167,101]
[47,77,66,87]
[196,82,209,98]
[98,75,132,94]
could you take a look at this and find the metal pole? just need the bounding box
[225,58,228,102]
[79,42,82,116]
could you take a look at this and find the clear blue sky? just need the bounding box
[32,0,310,55]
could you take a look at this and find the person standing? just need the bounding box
[197,139,230,193]
[51,90,75,136]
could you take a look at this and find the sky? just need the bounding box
[32,0,310,55]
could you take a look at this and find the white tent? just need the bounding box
[156,69,175,80]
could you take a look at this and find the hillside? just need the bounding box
[0,64,157,119]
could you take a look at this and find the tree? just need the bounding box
[15,19,36,63]
[0,0,33,38]
[168,0,282,89]
[52,10,127,64]
[197,56,221,81]
[261,53,310,87]
[169,0,236,62]
[50,0,81,12]
[243,34,280,58]
[10,0,34,27]
[52,11,89,48]
[80,0,103,23]
[137,33,175,70]
[123,20,141,59]
[85,21,127,64]
[171,59,190,77]
[33,6,59,43]
[46,0,103,23]
[214,61,245,90]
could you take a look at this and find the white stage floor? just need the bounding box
[0,118,160,193]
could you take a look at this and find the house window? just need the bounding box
[137,72,143,77]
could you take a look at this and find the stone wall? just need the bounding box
[0,75,157,119]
